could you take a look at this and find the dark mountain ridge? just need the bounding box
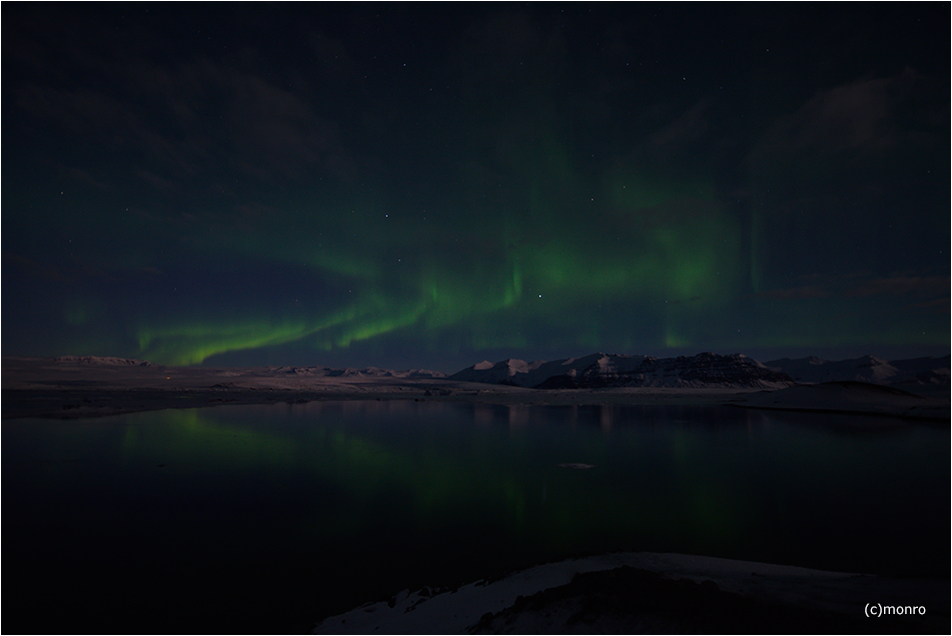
[451,352,794,389]
[451,351,951,391]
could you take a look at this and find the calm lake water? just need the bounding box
[4,400,949,633]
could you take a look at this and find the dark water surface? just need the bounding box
[4,401,948,633]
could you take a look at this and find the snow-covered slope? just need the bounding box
[765,355,950,389]
[451,352,793,389]
[312,551,947,634]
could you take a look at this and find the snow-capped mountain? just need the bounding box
[448,353,650,388]
[451,352,794,389]
[764,355,950,388]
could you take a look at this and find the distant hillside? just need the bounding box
[265,365,446,379]
[53,355,157,366]
[764,355,950,390]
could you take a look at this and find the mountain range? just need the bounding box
[449,352,950,391]
[29,351,952,393]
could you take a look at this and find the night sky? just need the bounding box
[3,3,949,371]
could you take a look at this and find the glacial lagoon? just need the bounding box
[4,400,948,633]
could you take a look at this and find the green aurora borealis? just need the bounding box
[3,4,948,369]
[130,165,743,365]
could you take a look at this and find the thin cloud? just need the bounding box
[748,67,944,165]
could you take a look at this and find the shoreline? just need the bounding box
[3,356,947,420]
[1,384,760,419]
[4,383,947,422]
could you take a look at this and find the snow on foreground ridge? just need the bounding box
[311,552,945,634]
